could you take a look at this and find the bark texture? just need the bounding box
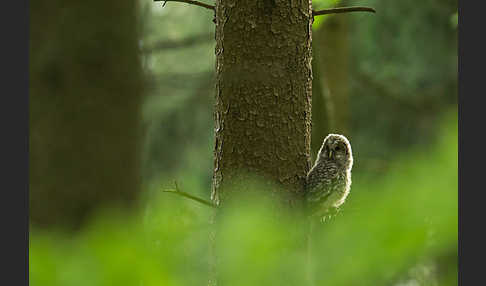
[30,1,144,229]
[212,0,313,206]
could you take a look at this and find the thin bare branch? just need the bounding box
[142,34,214,53]
[162,182,217,208]
[313,6,376,16]
[154,0,215,11]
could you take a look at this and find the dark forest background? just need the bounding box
[30,0,458,285]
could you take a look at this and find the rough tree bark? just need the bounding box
[211,0,313,207]
[30,1,144,229]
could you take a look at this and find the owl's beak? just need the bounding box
[328,149,333,158]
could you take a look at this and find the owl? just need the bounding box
[306,134,353,219]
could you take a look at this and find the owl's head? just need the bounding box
[317,134,353,169]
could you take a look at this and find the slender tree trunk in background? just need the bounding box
[211,0,313,206]
[314,12,350,136]
[30,1,144,229]
[310,48,332,157]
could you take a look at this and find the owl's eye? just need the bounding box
[335,146,341,152]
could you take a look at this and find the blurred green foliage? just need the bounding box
[30,0,457,285]
[139,0,215,189]
[30,111,457,286]
[450,12,458,28]
[312,0,342,29]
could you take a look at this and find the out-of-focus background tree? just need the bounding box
[30,0,145,229]
[30,0,457,285]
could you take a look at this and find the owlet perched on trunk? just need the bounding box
[306,134,353,220]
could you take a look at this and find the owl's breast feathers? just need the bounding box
[306,161,348,214]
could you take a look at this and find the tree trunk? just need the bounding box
[29,1,144,229]
[310,46,332,157]
[314,13,350,135]
[211,0,313,206]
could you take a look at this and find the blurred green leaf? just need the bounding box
[450,12,458,29]
[312,0,341,29]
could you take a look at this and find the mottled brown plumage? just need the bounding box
[306,134,353,219]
